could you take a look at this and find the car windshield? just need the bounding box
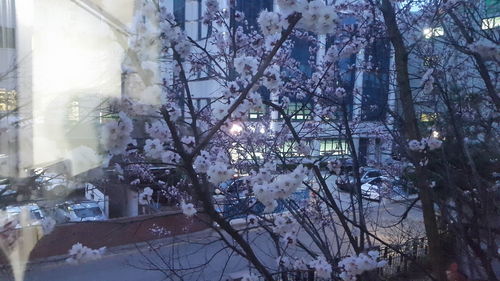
[227,180,245,194]
[218,180,232,190]
[365,171,382,178]
[73,207,102,218]
[6,208,43,220]
[369,178,393,187]
[31,210,43,220]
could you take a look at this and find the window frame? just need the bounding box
[0,26,15,49]
[280,102,312,121]
[319,139,349,156]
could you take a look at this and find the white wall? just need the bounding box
[85,183,109,218]
[15,0,136,175]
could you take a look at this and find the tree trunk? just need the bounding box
[379,1,447,280]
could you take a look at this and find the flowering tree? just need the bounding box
[374,0,499,280]
[1,0,497,281]
[90,1,444,280]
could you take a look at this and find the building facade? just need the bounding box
[1,0,413,179]
[172,0,396,166]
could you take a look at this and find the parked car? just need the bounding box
[359,177,390,201]
[217,178,249,196]
[335,168,387,192]
[35,173,69,197]
[214,178,251,215]
[335,174,354,192]
[338,176,399,202]
[0,180,16,201]
[323,157,353,173]
[391,178,418,196]
[53,200,106,223]
[214,178,309,219]
[5,203,45,228]
[359,168,387,184]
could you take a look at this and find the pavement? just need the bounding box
[1,177,425,281]
[19,228,288,281]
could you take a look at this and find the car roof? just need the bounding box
[366,176,390,182]
[0,184,16,195]
[6,203,41,213]
[61,201,100,209]
[363,167,381,172]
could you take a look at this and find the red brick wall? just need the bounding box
[1,212,209,264]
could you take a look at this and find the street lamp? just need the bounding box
[230,123,243,135]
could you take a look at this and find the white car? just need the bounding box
[5,203,45,228]
[54,200,106,223]
[359,168,386,184]
[360,177,392,201]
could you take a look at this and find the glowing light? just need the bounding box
[423,27,443,39]
[482,17,500,30]
[259,127,265,134]
[432,131,440,138]
[230,123,243,135]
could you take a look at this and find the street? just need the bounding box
[10,189,424,281]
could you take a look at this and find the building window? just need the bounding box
[0,26,15,49]
[423,27,444,39]
[326,35,356,118]
[68,101,80,122]
[0,89,16,111]
[291,36,316,77]
[185,0,211,41]
[0,0,15,49]
[362,40,390,121]
[485,0,500,17]
[249,108,266,120]
[235,0,273,30]
[279,140,311,157]
[230,144,264,162]
[174,0,185,30]
[319,139,349,156]
[482,16,500,29]
[420,113,437,122]
[281,102,312,121]
[192,98,211,112]
[197,0,203,39]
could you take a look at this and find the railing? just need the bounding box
[271,270,316,281]
[252,237,429,281]
[378,237,428,277]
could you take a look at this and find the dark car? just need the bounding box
[214,179,309,219]
[335,174,355,192]
[338,174,412,201]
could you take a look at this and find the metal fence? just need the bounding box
[378,237,429,277]
[270,270,316,281]
[251,237,429,281]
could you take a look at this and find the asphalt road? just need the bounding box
[3,185,423,281]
